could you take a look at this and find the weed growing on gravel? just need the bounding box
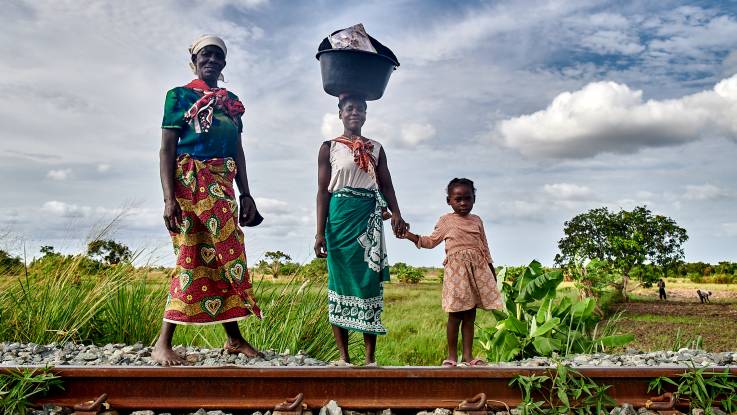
[0,367,62,415]
[511,363,616,414]
[649,365,737,414]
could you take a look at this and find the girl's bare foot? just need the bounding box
[152,344,186,366]
[223,339,264,358]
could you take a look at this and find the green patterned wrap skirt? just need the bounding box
[326,187,390,335]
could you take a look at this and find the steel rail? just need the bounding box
[3,366,736,411]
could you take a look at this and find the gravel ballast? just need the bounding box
[0,342,325,367]
[2,342,737,367]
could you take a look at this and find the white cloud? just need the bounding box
[321,113,342,140]
[683,184,729,201]
[46,169,72,181]
[492,200,546,224]
[721,222,737,237]
[400,123,436,145]
[97,164,111,173]
[494,74,737,158]
[254,197,290,214]
[41,201,91,218]
[543,183,592,200]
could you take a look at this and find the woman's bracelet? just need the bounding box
[239,194,252,201]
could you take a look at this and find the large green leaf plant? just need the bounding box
[480,260,633,362]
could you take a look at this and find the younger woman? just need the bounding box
[400,178,502,367]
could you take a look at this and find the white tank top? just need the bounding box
[328,138,382,193]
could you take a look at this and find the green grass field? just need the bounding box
[2,262,736,365]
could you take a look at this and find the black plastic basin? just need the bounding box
[316,49,399,101]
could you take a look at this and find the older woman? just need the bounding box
[315,95,408,366]
[152,35,262,366]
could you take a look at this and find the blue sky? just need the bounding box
[1,0,736,267]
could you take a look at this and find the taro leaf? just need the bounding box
[553,296,572,317]
[491,309,509,322]
[532,336,556,356]
[536,297,550,323]
[496,266,507,293]
[532,317,560,338]
[597,334,634,348]
[571,297,595,318]
[495,331,522,362]
[515,268,564,303]
[502,315,528,336]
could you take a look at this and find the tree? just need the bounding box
[390,262,425,284]
[649,214,688,279]
[299,257,328,281]
[40,245,58,257]
[263,250,292,278]
[87,239,132,265]
[0,249,23,275]
[556,206,688,300]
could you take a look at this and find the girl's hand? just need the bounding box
[163,199,182,233]
[314,235,328,258]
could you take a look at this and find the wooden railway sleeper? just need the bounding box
[274,392,307,415]
[72,393,109,415]
[454,393,488,415]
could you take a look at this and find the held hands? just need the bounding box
[391,214,409,238]
[163,199,183,233]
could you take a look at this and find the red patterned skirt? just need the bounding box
[163,154,261,325]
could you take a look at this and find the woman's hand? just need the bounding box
[239,195,257,227]
[391,214,408,237]
[163,199,182,233]
[314,235,328,258]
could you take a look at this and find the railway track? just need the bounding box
[3,366,736,412]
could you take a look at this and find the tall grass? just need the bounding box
[173,277,359,362]
[0,255,132,344]
[93,275,165,345]
[0,255,349,362]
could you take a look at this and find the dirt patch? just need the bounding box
[611,300,737,319]
[631,287,737,302]
[609,298,737,352]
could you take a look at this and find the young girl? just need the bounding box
[400,178,503,367]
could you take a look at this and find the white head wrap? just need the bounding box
[189,35,227,81]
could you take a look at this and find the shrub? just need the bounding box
[391,262,424,284]
[688,273,704,283]
[0,249,23,276]
[480,260,633,362]
[710,273,736,284]
[299,257,328,282]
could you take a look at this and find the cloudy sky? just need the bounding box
[1,0,736,267]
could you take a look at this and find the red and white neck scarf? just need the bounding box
[183,79,245,133]
[334,135,377,181]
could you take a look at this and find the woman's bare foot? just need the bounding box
[224,339,264,358]
[152,344,186,366]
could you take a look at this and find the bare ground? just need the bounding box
[610,296,737,352]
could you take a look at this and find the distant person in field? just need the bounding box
[315,94,408,366]
[399,178,503,367]
[697,289,712,303]
[657,278,667,300]
[153,35,263,366]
